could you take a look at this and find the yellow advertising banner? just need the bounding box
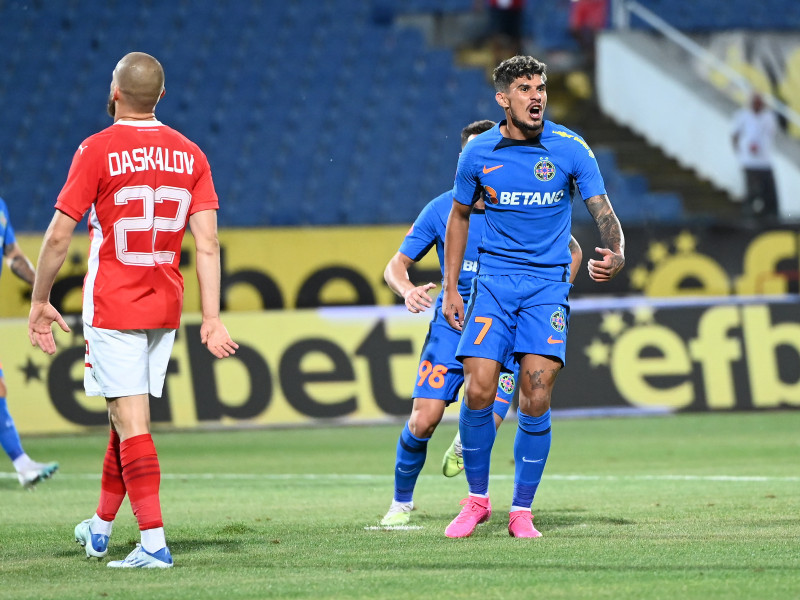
[3,225,798,319]
[1,296,796,436]
[0,226,441,317]
[0,308,431,435]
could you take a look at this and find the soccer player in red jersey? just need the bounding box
[28,52,238,568]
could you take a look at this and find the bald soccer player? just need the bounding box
[29,52,238,568]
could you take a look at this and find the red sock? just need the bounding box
[96,430,126,521]
[120,434,163,531]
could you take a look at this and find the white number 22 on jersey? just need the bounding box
[113,185,191,266]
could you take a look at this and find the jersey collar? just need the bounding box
[493,119,548,151]
[113,119,162,127]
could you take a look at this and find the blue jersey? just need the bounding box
[399,190,517,406]
[0,197,17,280]
[454,120,605,281]
[398,189,485,303]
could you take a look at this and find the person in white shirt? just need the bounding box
[731,93,779,219]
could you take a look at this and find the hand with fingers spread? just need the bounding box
[403,282,437,313]
[200,317,239,358]
[28,301,71,356]
[588,246,625,282]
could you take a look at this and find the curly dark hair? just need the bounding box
[460,119,495,148]
[492,56,548,92]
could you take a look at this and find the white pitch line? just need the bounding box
[2,472,798,483]
[364,525,424,531]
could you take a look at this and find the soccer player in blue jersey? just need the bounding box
[0,196,59,488]
[442,56,625,538]
[379,120,583,527]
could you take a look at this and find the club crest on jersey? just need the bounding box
[499,373,515,395]
[550,307,566,332]
[534,159,556,182]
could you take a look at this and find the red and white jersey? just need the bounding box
[55,120,219,330]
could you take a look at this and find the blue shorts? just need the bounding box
[456,274,571,366]
[415,309,517,410]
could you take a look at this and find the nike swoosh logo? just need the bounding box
[547,335,564,344]
[397,467,416,474]
[482,164,503,174]
[522,457,545,463]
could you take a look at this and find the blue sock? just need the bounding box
[393,422,429,503]
[493,397,512,421]
[0,397,25,462]
[459,403,496,496]
[512,409,552,510]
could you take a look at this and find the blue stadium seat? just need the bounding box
[0,0,692,230]
[631,0,800,31]
[642,192,686,224]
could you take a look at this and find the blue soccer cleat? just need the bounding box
[74,519,110,559]
[107,544,173,569]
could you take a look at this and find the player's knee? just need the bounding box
[408,406,441,438]
[408,421,437,439]
[0,378,6,397]
[463,381,497,410]
[518,393,551,417]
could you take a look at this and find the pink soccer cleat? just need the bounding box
[445,495,491,538]
[508,510,542,538]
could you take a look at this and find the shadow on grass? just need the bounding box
[540,510,635,529]
[413,507,634,530]
[170,538,247,554]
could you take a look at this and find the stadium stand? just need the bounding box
[626,0,800,31]
[527,0,800,52]
[14,0,794,230]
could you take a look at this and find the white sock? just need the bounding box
[89,513,113,537]
[141,527,166,553]
[510,506,532,513]
[390,499,413,511]
[12,453,33,472]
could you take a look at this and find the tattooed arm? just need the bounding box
[585,194,625,282]
[3,242,36,286]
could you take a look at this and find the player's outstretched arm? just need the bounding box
[384,251,436,314]
[4,242,36,286]
[568,234,582,284]
[189,209,238,358]
[28,211,77,354]
[585,194,625,282]
[442,200,471,330]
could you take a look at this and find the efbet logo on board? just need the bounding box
[580,303,800,411]
[534,159,556,182]
[550,307,566,332]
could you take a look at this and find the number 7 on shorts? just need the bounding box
[472,316,492,345]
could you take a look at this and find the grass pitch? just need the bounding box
[2,411,799,599]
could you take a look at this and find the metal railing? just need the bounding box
[610,0,800,132]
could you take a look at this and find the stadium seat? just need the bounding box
[0,0,698,230]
